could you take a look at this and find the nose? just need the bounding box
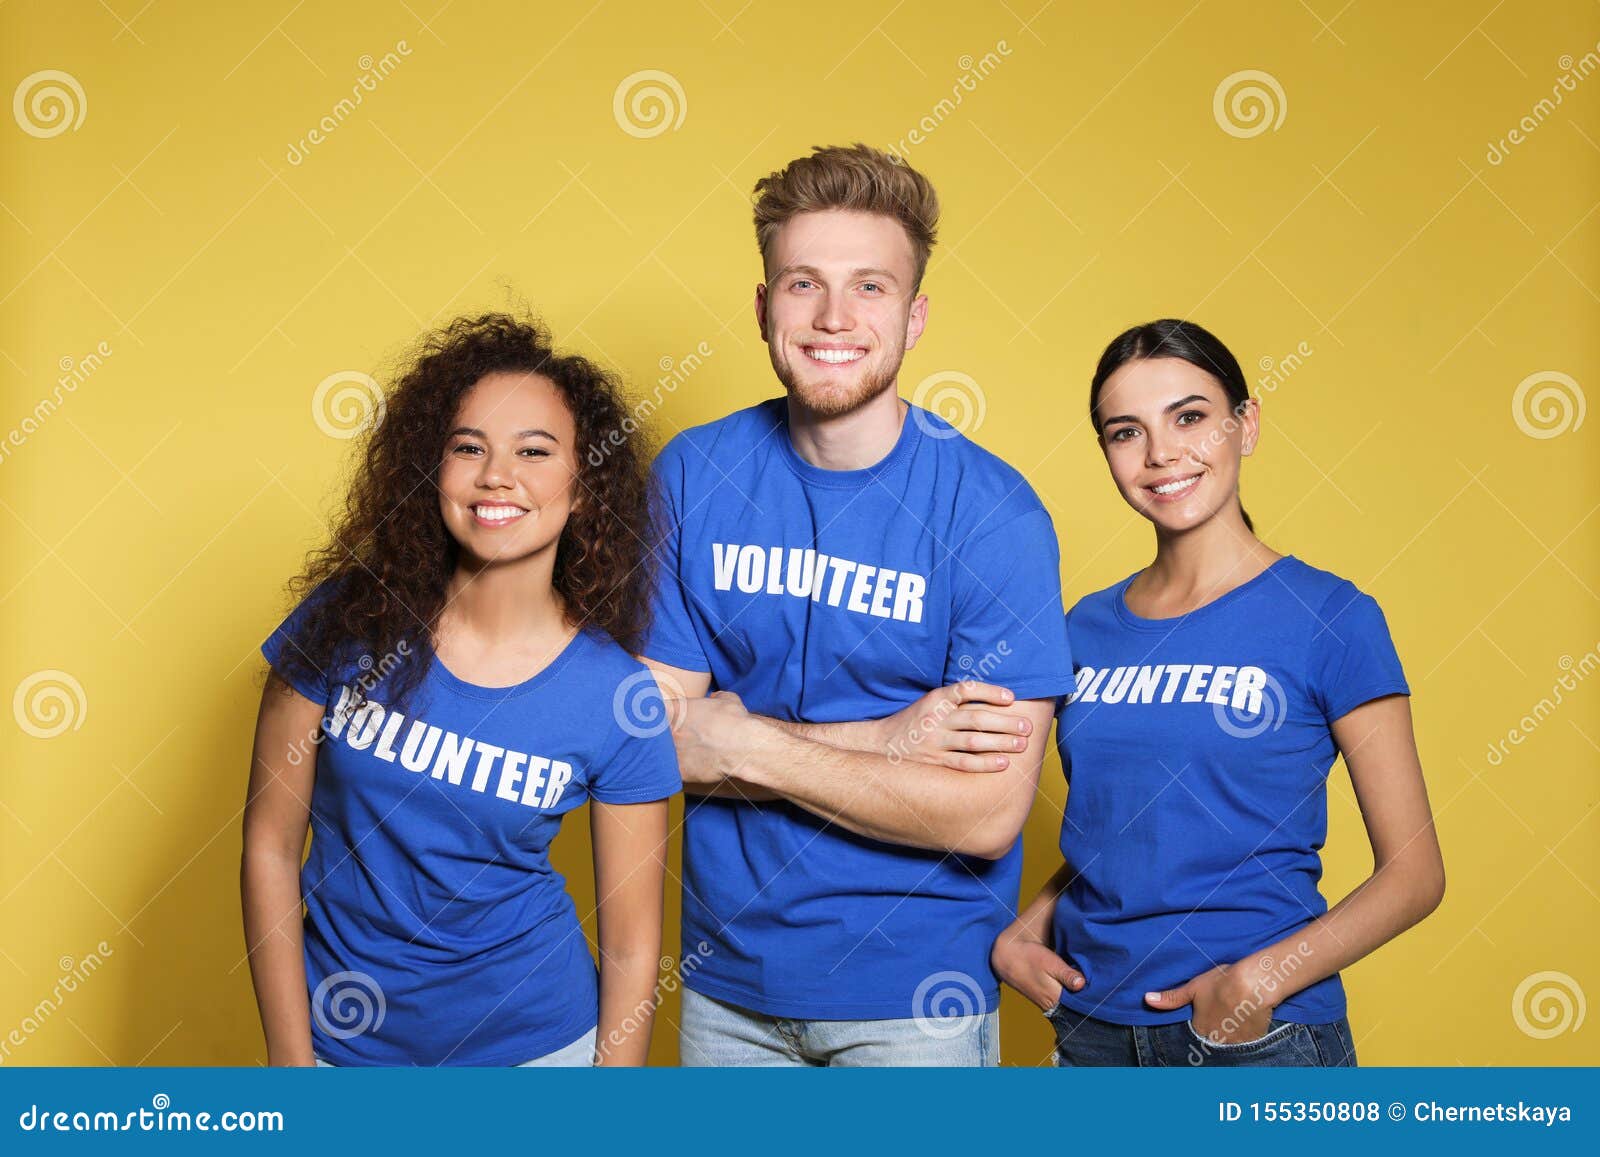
[813,288,851,334]
[1144,428,1182,469]
[475,448,514,490]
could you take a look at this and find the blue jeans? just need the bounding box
[313,1025,596,1067]
[679,987,999,1067]
[1047,1002,1357,1067]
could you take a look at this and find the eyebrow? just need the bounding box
[1099,394,1211,428]
[773,264,900,283]
[448,426,560,443]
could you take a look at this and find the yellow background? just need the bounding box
[2,0,1596,1067]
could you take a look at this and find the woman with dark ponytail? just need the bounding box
[993,319,1445,1066]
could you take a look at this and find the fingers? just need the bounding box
[940,726,1028,755]
[945,708,1033,740]
[1044,955,1087,994]
[946,751,1010,774]
[1143,983,1194,1010]
[943,681,1016,707]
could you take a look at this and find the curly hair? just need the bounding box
[267,312,656,710]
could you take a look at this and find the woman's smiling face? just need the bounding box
[437,371,579,565]
[1095,356,1259,534]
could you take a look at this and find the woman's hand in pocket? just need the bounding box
[1145,964,1274,1044]
[991,920,1085,1012]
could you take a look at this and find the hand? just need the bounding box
[671,691,758,786]
[1145,963,1274,1045]
[876,681,1033,773]
[991,920,1085,1012]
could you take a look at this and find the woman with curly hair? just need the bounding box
[242,313,680,1067]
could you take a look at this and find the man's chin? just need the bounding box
[777,361,899,418]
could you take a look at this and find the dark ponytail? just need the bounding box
[1088,318,1255,533]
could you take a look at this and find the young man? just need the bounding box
[642,143,1074,1066]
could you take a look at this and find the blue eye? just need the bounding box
[860,282,882,293]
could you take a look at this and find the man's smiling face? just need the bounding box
[756,208,928,418]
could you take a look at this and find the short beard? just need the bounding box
[772,344,904,418]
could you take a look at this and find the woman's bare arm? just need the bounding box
[590,798,670,1066]
[240,673,322,1066]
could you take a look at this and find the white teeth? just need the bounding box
[805,347,865,364]
[1152,475,1200,495]
[474,505,525,522]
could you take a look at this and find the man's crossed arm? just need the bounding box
[640,659,1055,861]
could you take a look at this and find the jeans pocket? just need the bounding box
[1182,1017,1312,1066]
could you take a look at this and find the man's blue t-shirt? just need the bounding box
[260,601,680,1065]
[644,397,1075,1020]
[1052,555,1410,1026]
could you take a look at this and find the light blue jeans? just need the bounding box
[679,987,999,1067]
[313,1025,596,1067]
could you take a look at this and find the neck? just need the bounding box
[1146,508,1277,596]
[441,547,566,645]
[786,389,907,471]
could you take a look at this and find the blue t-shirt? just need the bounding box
[645,398,1075,1019]
[260,599,681,1065]
[1052,555,1409,1026]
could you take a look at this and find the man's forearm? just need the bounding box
[765,716,886,753]
[731,716,1033,858]
[682,779,782,802]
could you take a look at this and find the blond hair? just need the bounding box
[752,143,940,290]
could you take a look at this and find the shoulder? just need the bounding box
[1065,576,1133,632]
[654,399,782,474]
[911,407,1052,534]
[1267,556,1392,641]
[571,626,655,682]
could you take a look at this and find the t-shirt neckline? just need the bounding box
[427,626,589,699]
[1112,555,1297,632]
[773,396,922,488]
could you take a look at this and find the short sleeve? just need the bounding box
[260,585,337,705]
[944,507,1075,701]
[590,671,683,804]
[640,442,711,673]
[1309,584,1410,723]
